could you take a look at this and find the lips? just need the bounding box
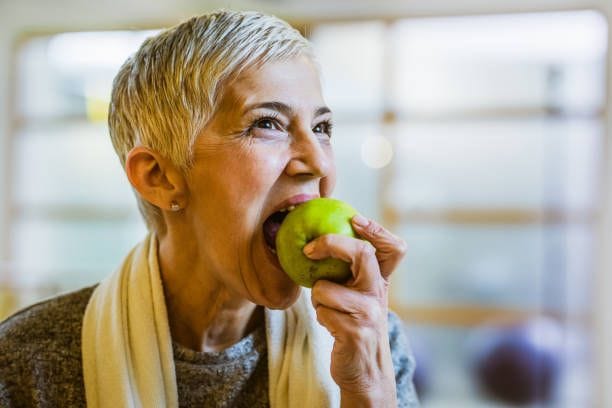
[262,193,318,252]
[271,193,320,215]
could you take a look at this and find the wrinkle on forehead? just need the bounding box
[226,57,322,109]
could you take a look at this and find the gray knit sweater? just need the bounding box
[0,286,419,407]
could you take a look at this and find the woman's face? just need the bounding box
[184,56,335,309]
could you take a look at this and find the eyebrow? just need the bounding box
[243,101,332,118]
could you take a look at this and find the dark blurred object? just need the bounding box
[468,318,563,405]
[410,336,431,400]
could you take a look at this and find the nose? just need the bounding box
[285,130,331,179]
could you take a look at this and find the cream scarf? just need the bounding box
[82,234,340,407]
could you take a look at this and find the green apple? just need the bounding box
[275,197,358,288]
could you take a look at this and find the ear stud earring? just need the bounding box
[170,201,181,212]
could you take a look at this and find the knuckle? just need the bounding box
[361,278,390,303]
[315,306,326,324]
[365,221,384,236]
[360,305,378,323]
[357,241,376,257]
[319,234,335,247]
[397,239,408,255]
[311,280,326,299]
[311,282,321,299]
[362,298,385,322]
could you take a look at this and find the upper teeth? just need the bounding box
[280,205,296,212]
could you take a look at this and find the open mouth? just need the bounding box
[263,206,295,253]
[262,194,319,255]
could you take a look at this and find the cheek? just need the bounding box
[320,176,335,197]
[216,147,289,229]
[250,145,290,183]
[222,145,287,200]
[320,149,336,197]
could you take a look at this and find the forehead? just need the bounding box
[218,56,325,114]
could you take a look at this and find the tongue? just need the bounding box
[263,211,288,250]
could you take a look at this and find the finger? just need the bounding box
[314,304,344,337]
[311,279,385,320]
[351,215,407,279]
[314,304,379,344]
[311,279,370,313]
[304,234,381,291]
[351,215,406,256]
[314,304,359,338]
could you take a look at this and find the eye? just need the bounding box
[245,114,287,140]
[313,120,333,137]
[254,117,280,130]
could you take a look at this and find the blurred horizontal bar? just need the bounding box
[391,303,578,327]
[10,205,138,221]
[285,2,608,23]
[383,207,597,225]
[385,108,605,123]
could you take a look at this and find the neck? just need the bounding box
[157,231,263,352]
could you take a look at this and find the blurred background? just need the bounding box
[0,0,611,406]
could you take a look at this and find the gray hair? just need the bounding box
[108,10,315,231]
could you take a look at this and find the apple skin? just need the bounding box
[275,198,358,288]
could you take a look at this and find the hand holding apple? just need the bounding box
[303,212,408,407]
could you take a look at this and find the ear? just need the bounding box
[125,146,188,211]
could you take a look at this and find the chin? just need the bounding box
[258,282,302,310]
[252,242,302,309]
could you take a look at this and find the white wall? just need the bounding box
[597,10,612,407]
[0,31,10,267]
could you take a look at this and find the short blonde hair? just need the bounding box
[108,10,314,231]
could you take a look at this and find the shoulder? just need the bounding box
[0,286,95,405]
[0,285,96,350]
[0,285,96,372]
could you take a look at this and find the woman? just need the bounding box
[0,10,419,407]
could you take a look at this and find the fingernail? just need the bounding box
[303,242,315,256]
[352,214,368,227]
